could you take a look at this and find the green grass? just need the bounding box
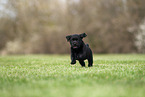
[0,54,145,97]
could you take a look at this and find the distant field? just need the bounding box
[0,54,145,97]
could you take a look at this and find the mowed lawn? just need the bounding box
[0,54,145,97]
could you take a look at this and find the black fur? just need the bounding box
[66,33,93,67]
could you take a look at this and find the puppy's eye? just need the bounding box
[72,38,78,41]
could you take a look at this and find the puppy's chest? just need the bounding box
[75,53,85,60]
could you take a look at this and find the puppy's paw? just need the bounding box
[71,61,76,64]
[88,65,93,67]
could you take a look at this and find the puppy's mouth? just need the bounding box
[73,46,78,49]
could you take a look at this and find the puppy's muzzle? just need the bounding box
[72,42,78,49]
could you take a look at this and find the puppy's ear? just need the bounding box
[66,35,72,41]
[80,33,87,39]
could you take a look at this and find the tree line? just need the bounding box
[0,0,145,54]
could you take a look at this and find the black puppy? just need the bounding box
[66,33,93,67]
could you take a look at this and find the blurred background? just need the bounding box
[0,0,145,55]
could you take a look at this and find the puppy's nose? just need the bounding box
[73,42,77,45]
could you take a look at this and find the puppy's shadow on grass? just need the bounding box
[70,63,99,68]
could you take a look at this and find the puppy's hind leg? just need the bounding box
[88,56,93,67]
[79,60,85,67]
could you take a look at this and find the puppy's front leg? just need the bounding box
[79,60,85,67]
[71,50,76,64]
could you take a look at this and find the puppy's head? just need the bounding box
[66,33,87,49]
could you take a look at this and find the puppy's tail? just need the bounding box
[86,44,89,47]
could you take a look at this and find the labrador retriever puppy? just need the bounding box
[66,33,93,67]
